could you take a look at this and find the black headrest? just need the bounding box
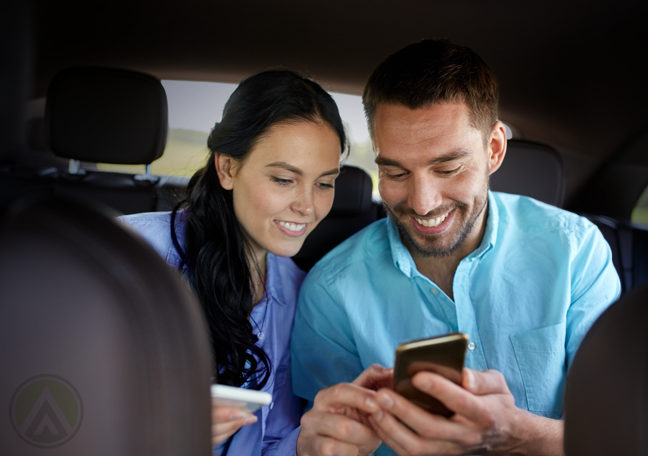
[46,67,168,164]
[490,139,565,207]
[331,165,373,215]
[564,282,648,455]
[0,1,32,164]
[0,196,211,454]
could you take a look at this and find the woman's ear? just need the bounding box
[487,121,507,175]
[215,153,235,190]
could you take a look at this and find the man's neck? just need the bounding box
[407,203,489,300]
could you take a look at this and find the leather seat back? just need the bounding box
[564,282,648,455]
[491,139,565,207]
[0,196,212,455]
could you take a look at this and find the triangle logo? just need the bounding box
[11,375,83,448]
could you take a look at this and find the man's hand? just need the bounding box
[368,368,564,456]
[296,364,393,456]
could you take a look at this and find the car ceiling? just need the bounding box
[33,0,648,202]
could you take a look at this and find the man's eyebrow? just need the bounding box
[429,149,471,165]
[375,156,403,167]
[266,162,340,178]
[375,149,471,167]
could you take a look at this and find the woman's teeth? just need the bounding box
[415,212,449,227]
[278,221,306,232]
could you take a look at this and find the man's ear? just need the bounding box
[215,153,235,190]
[487,121,507,175]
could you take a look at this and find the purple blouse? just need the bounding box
[119,211,304,456]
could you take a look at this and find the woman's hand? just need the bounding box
[211,399,258,446]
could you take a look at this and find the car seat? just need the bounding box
[563,281,648,455]
[490,139,565,207]
[0,196,212,455]
[46,67,169,214]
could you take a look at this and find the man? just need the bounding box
[291,39,620,456]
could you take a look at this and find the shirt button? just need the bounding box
[269,401,274,410]
[431,288,439,295]
[468,341,476,351]
[257,332,265,340]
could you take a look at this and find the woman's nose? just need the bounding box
[291,188,314,216]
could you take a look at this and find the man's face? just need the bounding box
[374,102,504,258]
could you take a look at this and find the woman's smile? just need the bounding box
[275,220,308,237]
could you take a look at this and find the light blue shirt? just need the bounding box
[119,211,304,456]
[291,191,620,456]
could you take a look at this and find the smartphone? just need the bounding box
[393,332,469,417]
[210,384,272,412]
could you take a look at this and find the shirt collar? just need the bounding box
[387,190,499,276]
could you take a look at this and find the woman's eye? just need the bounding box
[317,182,335,190]
[272,177,293,186]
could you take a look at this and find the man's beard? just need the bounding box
[383,182,489,258]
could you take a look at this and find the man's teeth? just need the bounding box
[278,221,306,232]
[415,213,449,228]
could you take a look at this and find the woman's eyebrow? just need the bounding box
[320,168,340,177]
[266,162,339,178]
[266,162,303,175]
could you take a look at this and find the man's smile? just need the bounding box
[414,210,451,228]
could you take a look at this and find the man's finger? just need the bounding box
[410,372,487,423]
[300,409,376,447]
[298,434,361,456]
[373,387,473,441]
[313,383,381,415]
[352,364,394,391]
[461,368,510,396]
[369,408,460,456]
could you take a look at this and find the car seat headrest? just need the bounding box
[564,282,648,455]
[0,195,211,455]
[490,139,565,207]
[46,67,168,165]
[331,165,373,215]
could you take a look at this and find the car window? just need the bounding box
[96,80,380,194]
[632,185,648,225]
[96,80,517,199]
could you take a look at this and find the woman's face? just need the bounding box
[216,121,341,261]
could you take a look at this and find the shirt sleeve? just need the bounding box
[290,269,365,403]
[565,220,622,369]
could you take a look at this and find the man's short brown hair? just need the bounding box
[363,39,499,140]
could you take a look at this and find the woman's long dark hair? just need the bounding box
[171,70,347,389]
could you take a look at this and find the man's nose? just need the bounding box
[291,187,314,216]
[407,174,442,216]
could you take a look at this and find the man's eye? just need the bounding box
[438,167,460,175]
[317,182,335,190]
[272,177,293,186]
[384,171,408,179]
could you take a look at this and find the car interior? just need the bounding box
[2,0,647,454]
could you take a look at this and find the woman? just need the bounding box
[120,70,347,454]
